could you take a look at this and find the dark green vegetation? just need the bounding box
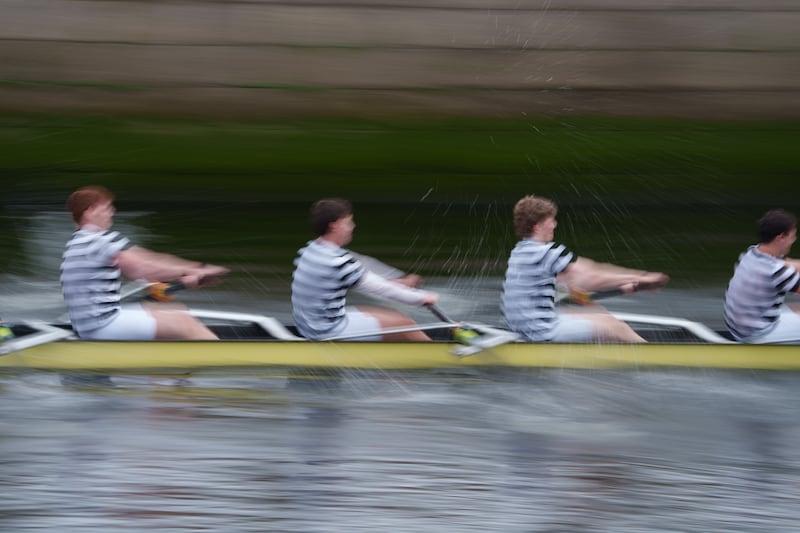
[2,114,798,204]
[1,114,798,283]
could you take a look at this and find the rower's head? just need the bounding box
[311,198,355,245]
[758,209,797,252]
[67,186,116,229]
[514,195,558,239]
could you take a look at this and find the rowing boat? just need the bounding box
[2,309,799,373]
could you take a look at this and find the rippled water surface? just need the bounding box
[3,370,800,532]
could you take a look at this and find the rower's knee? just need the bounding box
[594,314,645,343]
[152,309,218,340]
[370,309,430,341]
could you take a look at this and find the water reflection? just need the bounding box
[2,372,800,531]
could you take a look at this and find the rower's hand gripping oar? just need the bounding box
[351,252,423,288]
[427,304,519,357]
[144,281,187,302]
[135,273,228,303]
[559,277,669,306]
[559,287,627,306]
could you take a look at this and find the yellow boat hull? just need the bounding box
[2,339,800,372]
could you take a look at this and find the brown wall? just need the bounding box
[2,0,798,118]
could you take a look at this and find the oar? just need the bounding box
[555,281,732,342]
[143,281,187,302]
[119,279,155,301]
[349,255,509,347]
[57,278,201,323]
[558,279,668,306]
[427,304,519,356]
[358,251,519,355]
[426,304,455,323]
[427,305,483,345]
[558,287,624,306]
[133,275,226,303]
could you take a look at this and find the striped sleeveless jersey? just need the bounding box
[292,240,365,339]
[724,245,800,340]
[60,229,130,335]
[502,239,575,341]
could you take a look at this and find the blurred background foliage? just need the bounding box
[2,114,798,206]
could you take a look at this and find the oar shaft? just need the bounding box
[562,278,669,305]
[565,287,625,305]
[426,304,455,324]
[424,304,519,355]
[145,281,187,302]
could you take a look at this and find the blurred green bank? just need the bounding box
[1,115,798,282]
[1,115,798,205]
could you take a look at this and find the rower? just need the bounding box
[291,198,438,341]
[60,186,229,341]
[724,209,800,344]
[501,194,669,343]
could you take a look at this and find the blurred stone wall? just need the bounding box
[1,0,798,118]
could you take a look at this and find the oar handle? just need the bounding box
[145,281,187,302]
[144,273,227,302]
[564,287,624,305]
[563,278,668,305]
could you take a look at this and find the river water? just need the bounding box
[2,203,800,531]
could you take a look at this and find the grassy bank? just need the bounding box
[2,114,799,206]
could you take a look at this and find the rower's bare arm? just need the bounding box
[558,258,634,291]
[785,257,800,272]
[420,292,439,306]
[357,271,439,306]
[116,246,229,288]
[787,259,800,294]
[394,274,424,288]
[560,257,668,293]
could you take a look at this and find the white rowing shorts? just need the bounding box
[78,303,157,340]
